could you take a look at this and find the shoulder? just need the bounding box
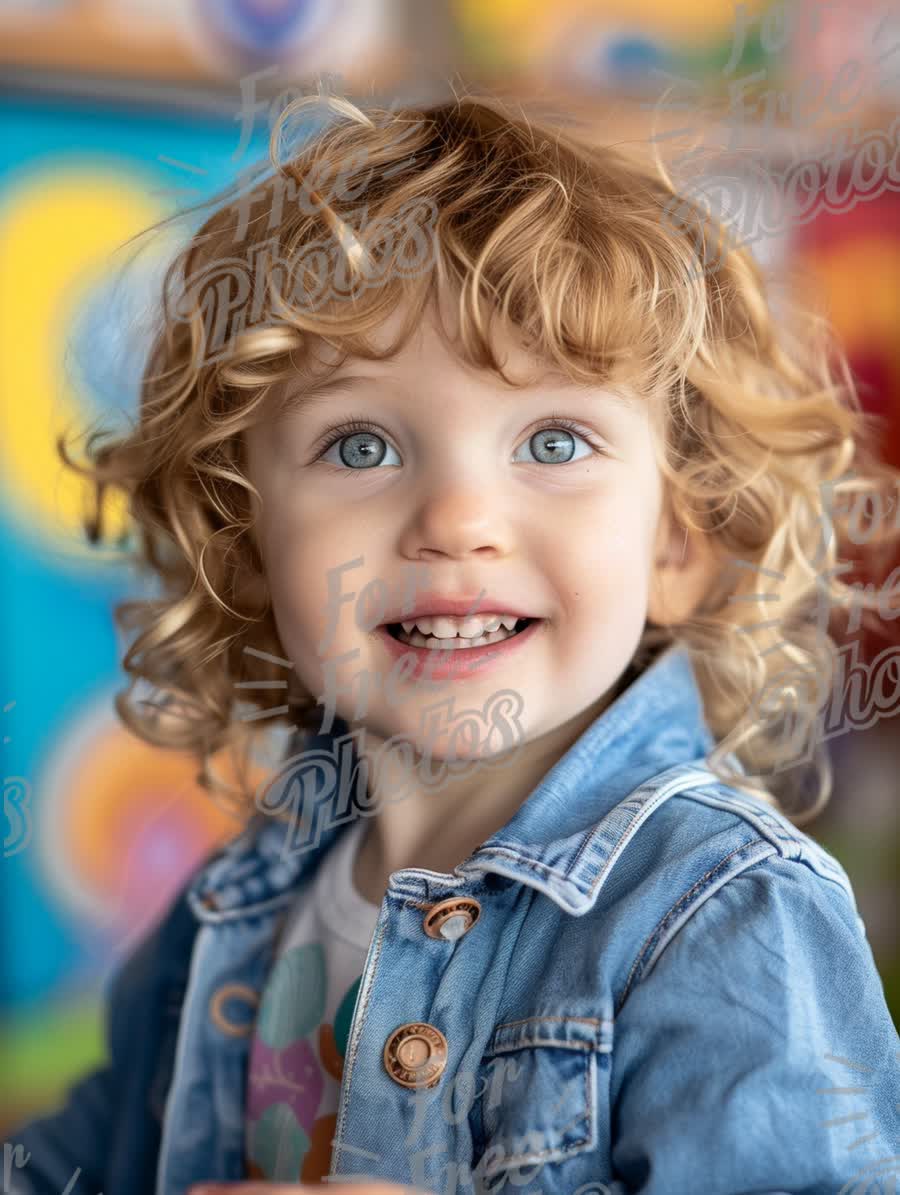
[619,768,860,915]
[106,852,215,1019]
[669,777,858,904]
[606,781,898,1190]
[603,771,868,1007]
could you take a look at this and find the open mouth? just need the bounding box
[384,616,537,650]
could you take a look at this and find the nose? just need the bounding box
[397,479,513,561]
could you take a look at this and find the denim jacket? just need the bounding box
[9,643,899,1195]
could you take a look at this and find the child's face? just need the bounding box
[243,293,714,760]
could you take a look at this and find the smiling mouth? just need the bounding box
[384,617,537,649]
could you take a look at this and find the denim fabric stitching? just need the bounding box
[677,787,857,904]
[479,1046,596,1174]
[329,915,388,1176]
[470,766,718,894]
[615,839,774,1015]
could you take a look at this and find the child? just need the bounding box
[10,93,900,1195]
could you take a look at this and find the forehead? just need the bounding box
[308,290,578,391]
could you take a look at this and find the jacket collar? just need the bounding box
[188,641,719,921]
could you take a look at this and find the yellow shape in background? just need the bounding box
[0,169,161,551]
[455,0,743,61]
[795,240,900,348]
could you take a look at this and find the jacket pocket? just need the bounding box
[472,1014,613,1187]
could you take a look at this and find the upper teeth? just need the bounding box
[399,614,521,638]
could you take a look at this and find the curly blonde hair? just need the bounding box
[59,91,900,827]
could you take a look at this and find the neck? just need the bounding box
[350,687,618,905]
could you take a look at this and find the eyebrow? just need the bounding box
[273,370,635,422]
[274,374,378,422]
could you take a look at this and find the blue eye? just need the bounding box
[314,416,603,471]
[320,428,401,469]
[513,425,594,465]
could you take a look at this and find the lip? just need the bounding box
[376,590,537,625]
[374,616,544,681]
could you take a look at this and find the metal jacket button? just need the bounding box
[383,1023,448,1089]
[422,896,481,940]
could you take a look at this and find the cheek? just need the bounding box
[552,499,657,598]
[257,516,344,656]
[539,499,658,659]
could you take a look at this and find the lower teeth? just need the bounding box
[393,623,524,649]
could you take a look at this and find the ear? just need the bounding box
[647,501,721,627]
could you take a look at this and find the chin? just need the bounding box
[351,693,529,776]
[367,735,528,799]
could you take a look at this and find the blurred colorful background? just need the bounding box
[2,0,898,1136]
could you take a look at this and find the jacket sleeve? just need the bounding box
[4,872,203,1195]
[3,1070,116,1195]
[608,855,900,1194]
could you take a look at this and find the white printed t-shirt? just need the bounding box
[243,816,380,1182]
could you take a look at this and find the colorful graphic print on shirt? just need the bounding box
[245,942,361,1182]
